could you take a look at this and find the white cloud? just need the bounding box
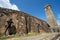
[57,20,60,25]
[0,0,19,10]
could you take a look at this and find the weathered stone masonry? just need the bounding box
[44,4,59,32]
[0,7,51,35]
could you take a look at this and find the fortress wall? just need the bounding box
[0,7,51,35]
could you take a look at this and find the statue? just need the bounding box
[5,19,13,35]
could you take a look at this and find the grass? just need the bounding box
[0,32,37,40]
[26,32,36,36]
[0,32,50,40]
[0,34,6,40]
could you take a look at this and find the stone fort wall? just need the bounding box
[0,7,51,35]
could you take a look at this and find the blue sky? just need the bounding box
[0,0,60,25]
[10,0,60,25]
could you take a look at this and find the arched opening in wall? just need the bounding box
[5,19,16,35]
[5,24,17,35]
[8,25,16,35]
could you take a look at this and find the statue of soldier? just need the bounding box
[5,19,13,35]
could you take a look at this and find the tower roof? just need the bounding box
[44,4,51,8]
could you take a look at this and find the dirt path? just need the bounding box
[7,33,60,40]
